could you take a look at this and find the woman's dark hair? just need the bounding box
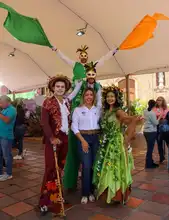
[147,99,156,111]
[156,96,167,110]
[16,104,25,123]
[82,88,96,105]
[17,104,23,111]
[104,91,122,110]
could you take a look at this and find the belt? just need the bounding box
[80,129,100,135]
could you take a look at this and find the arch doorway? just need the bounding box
[118,79,136,102]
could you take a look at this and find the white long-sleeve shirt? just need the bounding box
[143,110,159,132]
[66,80,82,101]
[56,98,69,134]
[71,105,101,134]
[57,81,83,133]
[56,49,114,68]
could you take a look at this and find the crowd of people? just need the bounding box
[0,97,26,181]
[39,44,145,216]
[143,96,169,169]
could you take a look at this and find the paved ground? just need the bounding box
[0,134,169,220]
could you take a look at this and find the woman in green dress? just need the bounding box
[93,85,141,204]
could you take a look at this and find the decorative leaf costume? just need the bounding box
[93,85,134,203]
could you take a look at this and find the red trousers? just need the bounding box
[39,131,68,213]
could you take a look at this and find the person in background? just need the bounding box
[0,102,6,168]
[159,112,169,171]
[13,104,26,160]
[154,96,168,163]
[0,96,16,181]
[144,100,162,168]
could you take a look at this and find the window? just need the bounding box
[156,72,165,89]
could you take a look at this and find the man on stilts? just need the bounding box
[52,45,111,190]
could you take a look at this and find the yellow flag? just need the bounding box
[119,13,169,50]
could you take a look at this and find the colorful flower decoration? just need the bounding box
[46,181,57,191]
[50,193,57,203]
[102,84,124,110]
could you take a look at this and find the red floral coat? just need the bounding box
[41,96,70,143]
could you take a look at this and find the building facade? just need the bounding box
[99,72,169,103]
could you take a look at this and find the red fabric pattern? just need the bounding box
[39,131,68,214]
[42,97,62,136]
[40,96,70,214]
[42,96,71,138]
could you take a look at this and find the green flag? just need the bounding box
[0,2,52,47]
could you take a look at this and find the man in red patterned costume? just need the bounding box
[39,75,76,215]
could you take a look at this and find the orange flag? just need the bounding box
[153,13,169,20]
[119,13,169,50]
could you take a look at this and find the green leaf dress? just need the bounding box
[93,110,134,204]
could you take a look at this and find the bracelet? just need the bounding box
[52,47,57,51]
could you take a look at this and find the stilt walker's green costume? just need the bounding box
[53,45,114,189]
[64,62,101,189]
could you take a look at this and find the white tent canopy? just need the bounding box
[0,0,169,91]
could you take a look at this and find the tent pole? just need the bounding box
[125,74,130,114]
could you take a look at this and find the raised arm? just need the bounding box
[95,49,114,67]
[52,46,75,67]
[96,84,102,108]
[116,109,143,146]
[67,80,83,101]
[0,108,16,124]
[116,110,137,125]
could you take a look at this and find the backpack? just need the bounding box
[159,120,169,133]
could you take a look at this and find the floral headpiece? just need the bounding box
[102,84,124,108]
[76,45,89,55]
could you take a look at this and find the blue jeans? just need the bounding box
[14,124,26,155]
[144,132,157,168]
[0,138,13,175]
[157,127,165,162]
[161,132,169,169]
[77,134,99,196]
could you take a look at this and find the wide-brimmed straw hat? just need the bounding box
[48,75,71,93]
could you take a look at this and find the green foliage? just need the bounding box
[129,99,146,116]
